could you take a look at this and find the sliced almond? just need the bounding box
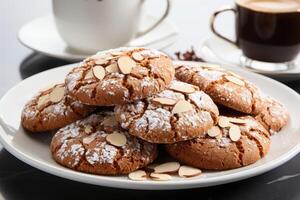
[218,116,231,128]
[117,56,136,74]
[105,63,119,73]
[169,82,196,94]
[154,162,180,174]
[94,58,107,65]
[106,132,127,147]
[227,117,247,125]
[229,125,241,142]
[128,170,147,181]
[150,173,172,181]
[102,116,118,127]
[92,65,106,80]
[207,126,221,137]
[132,52,144,61]
[225,75,245,86]
[152,97,177,106]
[178,166,202,178]
[90,54,106,60]
[84,125,93,134]
[172,100,194,114]
[111,51,125,56]
[84,69,94,79]
[49,86,65,103]
[37,94,50,108]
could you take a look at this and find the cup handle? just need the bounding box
[136,0,171,37]
[210,5,237,46]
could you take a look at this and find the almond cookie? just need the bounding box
[255,97,289,134]
[51,112,157,175]
[175,62,263,114]
[165,115,271,170]
[21,84,95,132]
[65,47,174,106]
[115,80,219,144]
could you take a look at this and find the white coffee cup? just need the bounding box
[52,0,171,53]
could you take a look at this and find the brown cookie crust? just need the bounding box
[51,112,158,175]
[21,84,95,132]
[255,97,289,134]
[165,116,271,170]
[65,47,174,106]
[175,62,263,114]
[115,80,219,144]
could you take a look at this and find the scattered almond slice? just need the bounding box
[150,173,172,181]
[106,132,127,147]
[37,94,50,108]
[84,125,93,134]
[152,97,177,106]
[84,69,94,79]
[154,162,180,174]
[94,58,107,65]
[178,166,202,178]
[218,116,231,128]
[83,134,96,144]
[225,75,245,86]
[227,117,247,124]
[49,86,65,103]
[117,56,136,74]
[169,82,196,94]
[105,63,119,73]
[172,100,194,114]
[128,170,147,181]
[207,126,221,137]
[102,116,118,127]
[92,65,106,80]
[132,52,144,61]
[229,125,241,142]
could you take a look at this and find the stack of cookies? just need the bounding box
[21,47,289,181]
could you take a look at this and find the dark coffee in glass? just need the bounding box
[211,0,300,71]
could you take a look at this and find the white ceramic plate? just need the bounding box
[198,36,300,82]
[0,61,300,190]
[18,15,178,61]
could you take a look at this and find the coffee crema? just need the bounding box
[236,0,300,13]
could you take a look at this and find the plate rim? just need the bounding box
[1,61,300,190]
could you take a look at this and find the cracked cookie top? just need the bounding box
[50,112,157,175]
[21,83,95,132]
[174,62,264,114]
[65,47,174,106]
[165,115,270,170]
[115,80,219,144]
[255,97,289,134]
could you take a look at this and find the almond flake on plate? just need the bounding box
[207,126,221,137]
[117,56,136,74]
[49,86,65,103]
[92,65,106,80]
[225,75,245,86]
[229,125,241,142]
[150,173,172,181]
[94,58,107,65]
[154,162,180,174]
[178,166,202,178]
[84,125,93,134]
[128,170,147,181]
[172,100,194,114]
[106,132,127,147]
[152,97,177,106]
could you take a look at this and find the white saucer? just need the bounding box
[0,61,300,190]
[199,36,300,82]
[18,15,178,61]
